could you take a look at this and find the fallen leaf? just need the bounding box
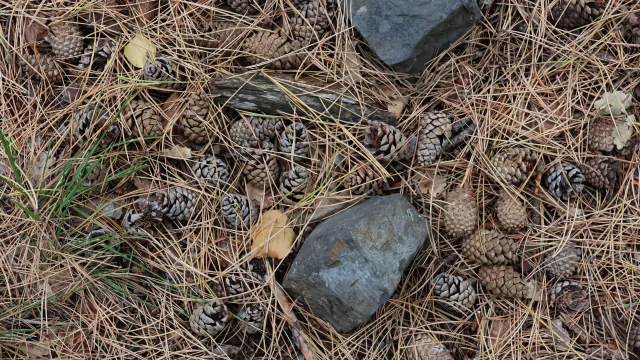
[123,33,156,68]
[162,146,192,159]
[161,92,182,121]
[26,150,56,186]
[593,91,633,116]
[21,340,50,358]
[343,41,362,82]
[24,20,48,44]
[133,176,153,191]
[380,86,408,119]
[413,168,447,197]
[246,183,274,209]
[249,209,295,259]
[612,115,635,150]
[309,190,359,222]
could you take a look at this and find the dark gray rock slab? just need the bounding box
[345,0,482,74]
[283,194,428,332]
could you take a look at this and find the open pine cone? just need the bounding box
[144,56,184,91]
[230,117,283,150]
[243,31,305,70]
[550,280,589,314]
[416,111,453,166]
[178,89,214,145]
[193,155,230,186]
[20,53,63,83]
[73,102,120,148]
[238,303,266,334]
[45,21,85,59]
[443,187,477,238]
[189,300,230,337]
[580,156,618,189]
[77,160,108,190]
[145,188,200,221]
[630,324,640,349]
[430,273,477,311]
[495,190,528,231]
[365,121,408,163]
[79,38,118,69]
[462,229,518,265]
[280,165,311,205]
[544,242,581,278]
[408,334,454,360]
[280,122,310,160]
[479,265,536,299]
[549,0,605,30]
[241,141,280,187]
[587,118,617,153]
[490,147,537,185]
[544,162,585,201]
[123,99,164,138]
[344,166,385,195]
[221,193,257,227]
[285,0,335,43]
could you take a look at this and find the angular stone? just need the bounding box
[345,0,482,74]
[283,194,428,332]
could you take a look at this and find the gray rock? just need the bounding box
[283,194,428,332]
[345,0,482,74]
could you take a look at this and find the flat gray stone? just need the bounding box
[345,0,482,74]
[283,194,428,332]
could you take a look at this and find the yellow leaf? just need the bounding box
[250,209,295,259]
[123,33,156,68]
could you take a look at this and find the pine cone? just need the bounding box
[193,155,230,186]
[544,242,581,278]
[241,141,280,186]
[227,0,266,14]
[279,122,310,160]
[495,190,527,231]
[224,268,264,296]
[122,99,164,138]
[143,56,184,91]
[78,160,107,189]
[78,38,117,69]
[238,303,266,334]
[20,53,63,83]
[621,5,640,44]
[122,198,165,230]
[587,118,617,153]
[280,165,310,205]
[45,21,84,59]
[462,229,518,265]
[73,102,120,148]
[221,193,257,227]
[189,300,230,337]
[286,0,334,43]
[178,90,214,145]
[195,21,244,49]
[229,117,283,150]
[409,334,454,360]
[364,121,408,163]
[147,187,200,221]
[550,280,589,314]
[443,187,477,238]
[630,324,640,349]
[478,265,536,299]
[550,0,605,30]
[580,156,618,189]
[430,274,477,311]
[490,147,537,185]
[243,31,304,70]
[344,166,385,195]
[544,163,585,201]
[416,111,453,166]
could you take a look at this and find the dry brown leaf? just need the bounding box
[133,176,153,191]
[250,209,295,259]
[26,150,55,186]
[162,146,192,159]
[24,20,48,44]
[123,33,156,68]
[309,190,359,222]
[413,168,447,197]
[246,183,275,209]
[161,92,182,121]
[36,266,76,298]
[343,41,362,82]
[381,86,408,119]
[21,340,51,358]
